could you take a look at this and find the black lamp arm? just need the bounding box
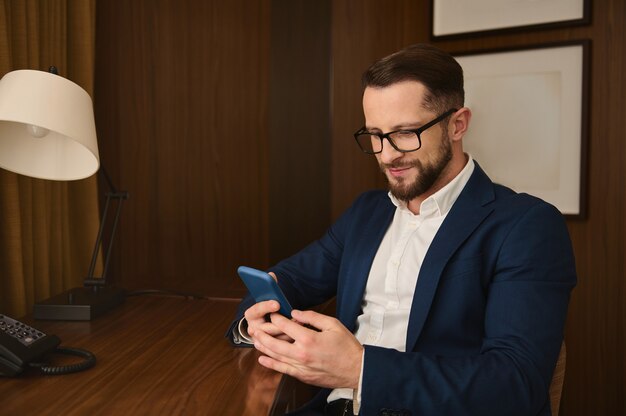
[84,167,129,288]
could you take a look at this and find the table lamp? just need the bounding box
[0,67,127,320]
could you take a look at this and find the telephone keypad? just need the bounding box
[0,315,44,346]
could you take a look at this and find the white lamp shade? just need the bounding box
[0,69,99,180]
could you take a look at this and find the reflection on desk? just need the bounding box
[0,295,292,415]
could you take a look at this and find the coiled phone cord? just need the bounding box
[29,347,96,375]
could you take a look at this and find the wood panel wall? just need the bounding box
[330,1,626,415]
[330,0,424,217]
[95,0,624,414]
[94,0,272,297]
[269,0,331,265]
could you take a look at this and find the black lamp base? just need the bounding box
[33,286,125,321]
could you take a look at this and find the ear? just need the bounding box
[450,107,471,143]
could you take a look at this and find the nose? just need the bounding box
[378,138,404,165]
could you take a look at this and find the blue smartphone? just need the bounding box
[237,266,293,318]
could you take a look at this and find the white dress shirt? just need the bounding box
[328,156,475,412]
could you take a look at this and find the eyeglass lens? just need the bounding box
[355,131,419,153]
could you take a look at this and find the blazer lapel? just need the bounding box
[338,195,395,331]
[405,163,496,350]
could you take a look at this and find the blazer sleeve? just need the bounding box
[360,201,576,416]
[267,191,381,310]
[226,191,382,344]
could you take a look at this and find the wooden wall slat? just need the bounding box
[269,0,332,264]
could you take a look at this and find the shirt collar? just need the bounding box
[388,154,475,218]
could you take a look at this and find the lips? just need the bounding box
[388,166,412,178]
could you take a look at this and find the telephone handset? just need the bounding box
[0,314,96,377]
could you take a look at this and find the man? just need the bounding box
[228,43,576,416]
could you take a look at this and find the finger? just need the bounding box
[268,272,278,282]
[274,333,295,342]
[256,321,289,338]
[245,301,281,338]
[290,309,336,331]
[257,354,298,378]
[269,312,316,341]
[245,300,280,320]
[254,326,300,363]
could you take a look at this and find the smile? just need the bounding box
[388,166,412,178]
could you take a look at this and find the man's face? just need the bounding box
[362,81,452,202]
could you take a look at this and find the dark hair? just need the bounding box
[362,43,464,114]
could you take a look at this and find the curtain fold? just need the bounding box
[0,0,100,317]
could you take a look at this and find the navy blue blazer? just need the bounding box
[231,163,576,416]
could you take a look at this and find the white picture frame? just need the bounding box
[455,41,589,217]
[432,0,589,39]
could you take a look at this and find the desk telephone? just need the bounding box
[0,314,95,377]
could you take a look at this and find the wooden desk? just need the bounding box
[1,295,290,415]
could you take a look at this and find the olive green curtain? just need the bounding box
[0,0,100,317]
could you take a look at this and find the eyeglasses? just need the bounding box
[353,108,457,154]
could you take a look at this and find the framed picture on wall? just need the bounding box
[432,0,590,39]
[454,40,590,217]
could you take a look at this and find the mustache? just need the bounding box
[380,161,419,170]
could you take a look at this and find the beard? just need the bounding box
[379,135,453,202]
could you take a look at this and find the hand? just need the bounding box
[253,309,364,389]
[243,273,293,341]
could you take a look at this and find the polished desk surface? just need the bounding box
[0,295,290,415]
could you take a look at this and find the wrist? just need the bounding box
[350,344,364,389]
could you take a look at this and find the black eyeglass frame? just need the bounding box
[353,108,458,154]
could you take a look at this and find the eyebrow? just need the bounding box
[365,121,425,132]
